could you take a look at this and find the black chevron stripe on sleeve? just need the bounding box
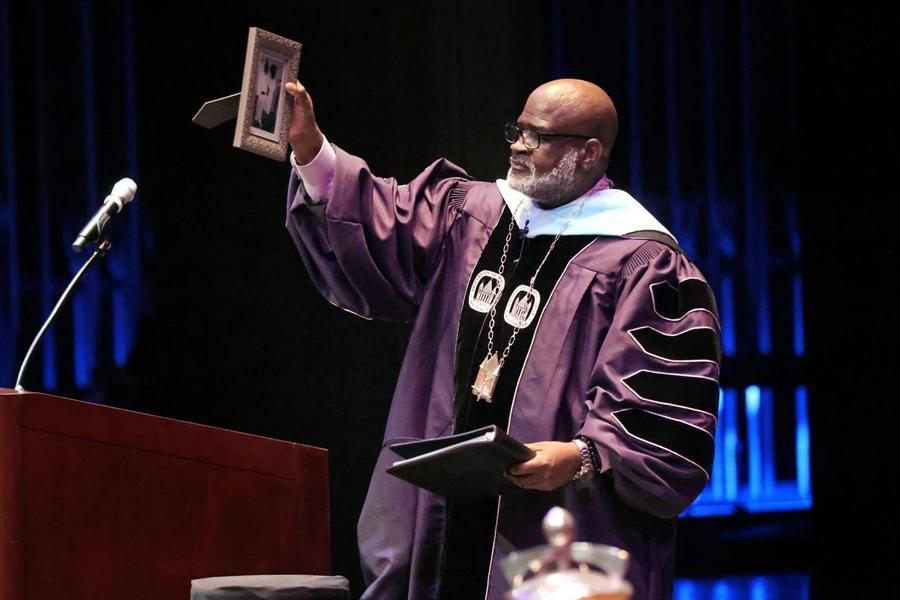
[651,279,718,321]
[630,326,721,364]
[622,370,719,417]
[613,408,715,477]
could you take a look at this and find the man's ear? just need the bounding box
[579,139,605,170]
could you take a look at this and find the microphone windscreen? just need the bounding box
[111,177,138,204]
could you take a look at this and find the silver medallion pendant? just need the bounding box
[503,285,541,329]
[468,270,505,313]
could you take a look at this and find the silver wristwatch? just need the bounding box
[572,438,595,480]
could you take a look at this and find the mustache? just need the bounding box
[509,156,533,171]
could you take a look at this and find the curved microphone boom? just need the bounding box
[14,177,137,391]
[72,177,138,252]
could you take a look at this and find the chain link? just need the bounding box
[486,199,587,365]
[486,211,516,356]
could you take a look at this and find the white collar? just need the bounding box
[495,178,675,240]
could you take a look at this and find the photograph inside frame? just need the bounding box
[249,50,288,142]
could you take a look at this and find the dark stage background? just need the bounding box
[1,1,897,597]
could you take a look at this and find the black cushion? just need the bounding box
[190,575,350,600]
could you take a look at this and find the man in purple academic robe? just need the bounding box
[283,78,721,600]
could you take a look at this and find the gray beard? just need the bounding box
[506,148,579,205]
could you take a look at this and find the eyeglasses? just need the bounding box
[504,122,593,150]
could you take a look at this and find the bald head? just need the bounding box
[507,79,619,207]
[526,79,618,159]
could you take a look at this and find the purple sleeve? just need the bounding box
[285,145,471,321]
[579,242,722,519]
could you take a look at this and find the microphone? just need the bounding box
[72,177,138,252]
[513,219,530,265]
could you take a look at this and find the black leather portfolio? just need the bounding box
[386,425,536,500]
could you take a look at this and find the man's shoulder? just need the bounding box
[570,235,693,277]
[442,177,504,226]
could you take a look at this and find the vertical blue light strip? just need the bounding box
[625,0,643,199]
[737,0,756,354]
[114,0,141,367]
[32,0,57,389]
[720,275,736,356]
[74,0,99,387]
[756,269,772,353]
[761,387,776,494]
[709,391,726,500]
[785,0,804,359]
[673,580,695,600]
[0,0,20,386]
[795,386,811,498]
[684,390,737,516]
[745,386,762,499]
[799,576,810,600]
[702,0,735,358]
[686,389,737,516]
[738,0,771,355]
[785,196,805,356]
[663,0,682,243]
[750,576,768,600]
[723,388,739,501]
[793,274,805,356]
[712,580,729,600]
[686,393,727,516]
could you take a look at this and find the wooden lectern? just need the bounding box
[0,388,330,599]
